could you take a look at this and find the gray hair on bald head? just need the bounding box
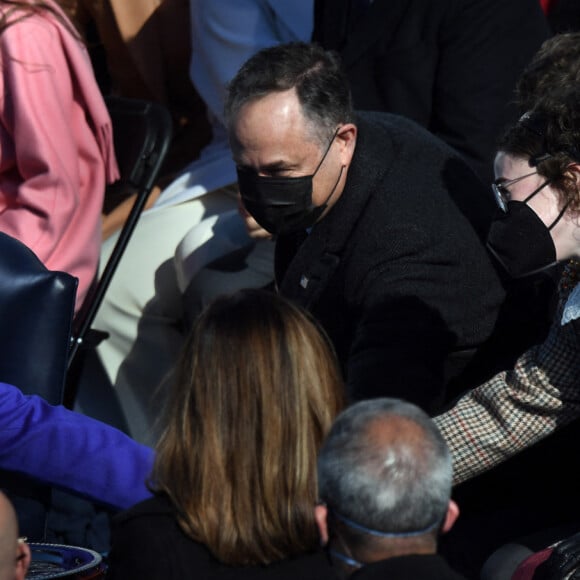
[317,398,452,535]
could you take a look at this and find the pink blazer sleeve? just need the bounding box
[0,10,112,309]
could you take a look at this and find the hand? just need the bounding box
[535,533,580,580]
[238,195,273,240]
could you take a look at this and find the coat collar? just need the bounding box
[278,113,394,307]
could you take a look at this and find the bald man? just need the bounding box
[0,492,30,580]
[316,398,464,580]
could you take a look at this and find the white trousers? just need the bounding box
[76,190,275,445]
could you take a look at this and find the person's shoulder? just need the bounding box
[0,5,64,56]
[235,550,336,580]
[113,494,175,527]
[356,110,426,132]
[354,110,471,182]
[352,554,466,580]
[0,5,57,34]
[355,110,453,154]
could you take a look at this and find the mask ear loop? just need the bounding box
[548,201,570,231]
[520,178,569,230]
[312,127,341,177]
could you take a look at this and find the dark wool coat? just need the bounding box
[276,112,508,412]
[350,554,466,580]
[107,495,337,580]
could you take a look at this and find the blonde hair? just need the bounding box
[151,289,346,566]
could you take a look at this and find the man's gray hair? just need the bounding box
[317,398,453,535]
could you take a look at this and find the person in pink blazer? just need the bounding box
[0,0,118,312]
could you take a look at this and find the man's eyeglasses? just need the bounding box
[491,170,538,212]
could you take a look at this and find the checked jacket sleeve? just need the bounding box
[434,271,580,485]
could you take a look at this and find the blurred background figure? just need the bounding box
[59,0,211,194]
[0,492,30,580]
[313,0,550,184]
[0,0,118,313]
[107,289,345,579]
[540,0,580,33]
[77,0,313,446]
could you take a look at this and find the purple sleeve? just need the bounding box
[0,382,153,510]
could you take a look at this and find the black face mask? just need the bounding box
[486,182,567,279]
[237,129,341,235]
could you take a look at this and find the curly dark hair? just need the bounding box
[499,86,580,214]
[516,33,580,113]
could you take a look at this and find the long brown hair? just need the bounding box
[151,289,346,566]
[0,0,81,40]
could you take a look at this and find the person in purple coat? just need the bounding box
[0,381,152,511]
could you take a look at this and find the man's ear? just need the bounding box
[15,540,31,580]
[442,500,459,534]
[336,123,357,168]
[315,504,329,545]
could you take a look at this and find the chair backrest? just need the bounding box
[0,232,77,540]
[65,97,172,403]
[0,232,77,405]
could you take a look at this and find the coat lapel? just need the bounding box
[278,114,393,309]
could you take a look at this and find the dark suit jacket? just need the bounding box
[350,554,466,580]
[313,0,551,183]
[107,495,337,580]
[276,112,508,413]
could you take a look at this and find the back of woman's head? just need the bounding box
[151,289,346,566]
[499,85,580,214]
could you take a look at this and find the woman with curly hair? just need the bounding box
[0,0,118,312]
[437,85,580,483]
[434,87,580,576]
[107,288,346,579]
[486,92,580,278]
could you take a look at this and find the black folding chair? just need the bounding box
[64,97,172,408]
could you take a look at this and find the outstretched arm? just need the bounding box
[0,382,153,510]
[435,298,580,485]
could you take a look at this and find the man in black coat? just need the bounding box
[226,42,524,413]
[313,0,551,184]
